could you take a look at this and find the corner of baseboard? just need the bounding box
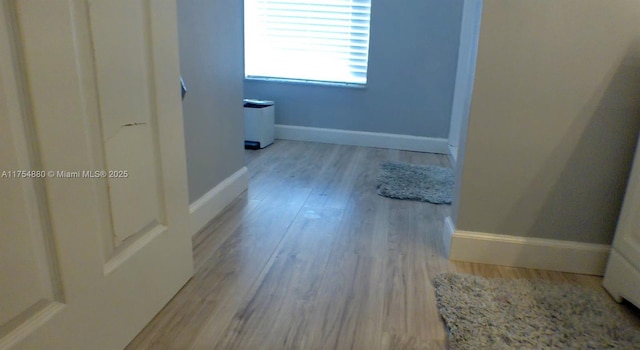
[449,230,611,276]
[443,216,456,258]
[189,166,248,235]
[448,144,458,168]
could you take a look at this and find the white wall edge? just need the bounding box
[275,124,449,154]
[189,166,248,235]
[450,230,611,276]
[443,216,456,258]
[448,144,458,167]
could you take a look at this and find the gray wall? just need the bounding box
[244,0,464,139]
[450,0,480,223]
[447,0,481,153]
[454,0,640,244]
[177,0,245,203]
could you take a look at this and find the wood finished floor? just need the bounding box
[127,140,609,350]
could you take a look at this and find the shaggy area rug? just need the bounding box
[433,273,640,349]
[376,161,453,204]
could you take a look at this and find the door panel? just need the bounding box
[611,166,640,272]
[0,1,193,349]
[603,129,640,308]
[89,0,165,247]
[0,60,64,336]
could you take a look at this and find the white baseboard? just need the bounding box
[189,167,248,235]
[275,124,449,154]
[449,230,611,275]
[448,145,458,167]
[443,216,456,257]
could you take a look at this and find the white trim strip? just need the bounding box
[189,167,249,235]
[448,144,458,167]
[443,216,456,257]
[274,124,449,153]
[449,230,611,275]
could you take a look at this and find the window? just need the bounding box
[244,0,372,85]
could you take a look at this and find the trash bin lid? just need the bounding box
[243,99,274,108]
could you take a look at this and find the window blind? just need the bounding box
[244,0,372,85]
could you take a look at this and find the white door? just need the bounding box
[603,133,640,309]
[0,1,193,349]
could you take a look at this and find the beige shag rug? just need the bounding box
[434,273,640,349]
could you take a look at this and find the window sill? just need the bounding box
[244,77,367,89]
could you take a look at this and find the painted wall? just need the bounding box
[244,0,464,139]
[447,0,482,161]
[177,0,245,203]
[450,1,479,224]
[453,0,640,244]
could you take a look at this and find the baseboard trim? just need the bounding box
[443,216,456,257]
[448,144,458,167]
[449,230,611,275]
[275,124,449,154]
[189,167,248,235]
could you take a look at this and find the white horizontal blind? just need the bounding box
[244,0,372,85]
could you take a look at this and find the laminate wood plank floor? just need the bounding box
[128,140,614,350]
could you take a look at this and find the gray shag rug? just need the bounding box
[376,161,453,204]
[434,273,640,349]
